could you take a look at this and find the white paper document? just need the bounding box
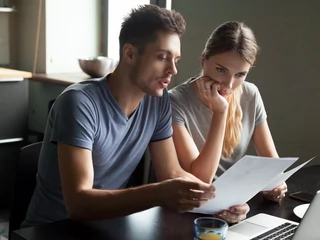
[191,155,314,214]
[262,157,314,191]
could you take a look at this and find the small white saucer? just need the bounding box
[293,203,310,219]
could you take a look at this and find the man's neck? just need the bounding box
[107,65,145,118]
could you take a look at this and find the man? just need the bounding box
[22,4,214,227]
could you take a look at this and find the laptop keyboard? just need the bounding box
[250,222,298,240]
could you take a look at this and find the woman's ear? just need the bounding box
[201,54,206,68]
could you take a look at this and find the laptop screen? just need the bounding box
[293,190,320,240]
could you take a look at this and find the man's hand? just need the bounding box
[157,177,215,212]
[261,182,287,202]
[192,76,228,113]
[214,203,249,223]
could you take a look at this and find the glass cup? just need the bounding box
[194,217,228,240]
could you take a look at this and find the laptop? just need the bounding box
[226,190,320,240]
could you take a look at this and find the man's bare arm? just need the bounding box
[58,142,214,220]
[58,143,163,221]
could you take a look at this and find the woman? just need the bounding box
[169,21,287,223]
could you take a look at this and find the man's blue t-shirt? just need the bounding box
[23,75,172,227]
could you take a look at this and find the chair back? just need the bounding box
[9,142,42,234]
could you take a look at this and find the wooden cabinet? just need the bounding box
[0,79,28,208]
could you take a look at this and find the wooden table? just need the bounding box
[31,72,94,86]
[0,67,95,86]
[0,68,32,80]
[11,165,320,240]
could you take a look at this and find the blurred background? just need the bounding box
[0,1,319,237]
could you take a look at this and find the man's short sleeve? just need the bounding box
[50,90,97,150]
[150,90,173,142]
[254,85,267,127]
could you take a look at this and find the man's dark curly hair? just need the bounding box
[119,4,186,59]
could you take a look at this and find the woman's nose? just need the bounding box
[223,77,234,89]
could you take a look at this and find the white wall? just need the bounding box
[46,0,99,73]
[107,0,150,60]
[10,0,100,133]
[172,0,320,165]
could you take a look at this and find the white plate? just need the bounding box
[293,203,310,219]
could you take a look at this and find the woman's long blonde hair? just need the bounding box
[202,21,259,158]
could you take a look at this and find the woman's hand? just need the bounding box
[213,203,249,223]
[261,182,288,202]
[191,76,228,113]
